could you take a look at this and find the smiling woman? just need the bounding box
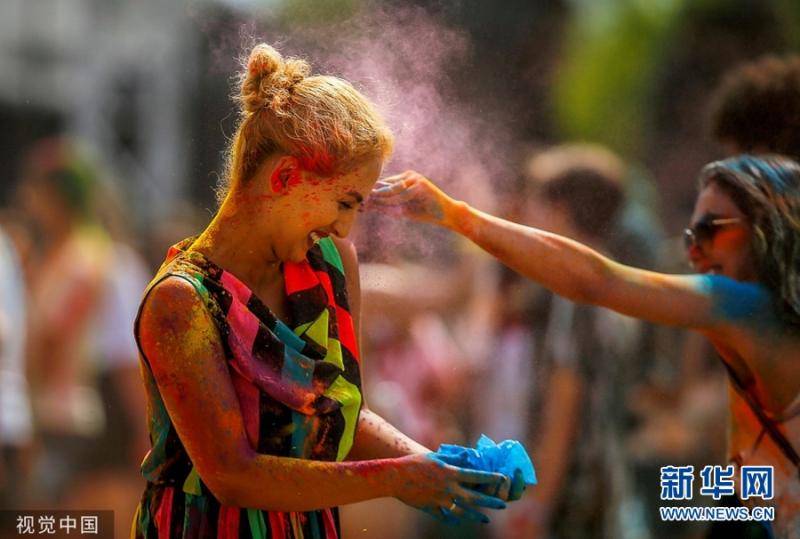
[694,157,800,328]
[129,44,510,538]
[371,155,800,538]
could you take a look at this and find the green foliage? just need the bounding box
[553,0,684,158]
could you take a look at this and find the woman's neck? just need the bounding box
[191,198,283,291]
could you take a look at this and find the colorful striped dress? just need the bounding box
[130,237,363,538]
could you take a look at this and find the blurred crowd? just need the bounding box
[0,137,205,535]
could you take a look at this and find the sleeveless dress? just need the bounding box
[130,237,363,539]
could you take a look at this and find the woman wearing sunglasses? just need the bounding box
[371,155,800,537]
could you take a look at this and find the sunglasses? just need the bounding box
[683,217,743,249]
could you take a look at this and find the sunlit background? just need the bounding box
[1,1,798,537]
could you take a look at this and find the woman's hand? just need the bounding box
[370,171,460,228]
[391,452,508,525]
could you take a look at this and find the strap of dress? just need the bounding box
[774,392,800,423]
[722,361,800,478]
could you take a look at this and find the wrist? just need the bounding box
[378,457,412,499]
[441,199,471,233]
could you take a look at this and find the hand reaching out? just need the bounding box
[370,171,458,228]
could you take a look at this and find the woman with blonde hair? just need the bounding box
[130,44,508,538]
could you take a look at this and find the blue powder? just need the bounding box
[433,434,537,486]
[697,274,774,324]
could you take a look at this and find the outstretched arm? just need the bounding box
[371,172,755,331]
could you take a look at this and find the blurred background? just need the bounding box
[1,0,799,537]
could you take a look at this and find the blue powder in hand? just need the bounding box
[434,434,537,485]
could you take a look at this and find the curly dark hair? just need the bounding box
[699,154,800,327]
[709,55,800,159]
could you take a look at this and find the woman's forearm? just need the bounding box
[348,408,431,460]
[444,201,611,305]
[223,408,433,511]
[222,451,402,511]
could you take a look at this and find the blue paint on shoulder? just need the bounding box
[698,275,775,325]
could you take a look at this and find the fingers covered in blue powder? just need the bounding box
[434,434,537,499]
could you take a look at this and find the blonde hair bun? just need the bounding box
[218,41,393,202]
[240,44,310,115]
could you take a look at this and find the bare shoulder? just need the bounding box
[138,275,222,368]
[700,275,778,331]
[140,275,207,330]
[331,237,359,271]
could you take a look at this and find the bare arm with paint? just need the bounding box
[138,277,505,517]
[370,172,765,332]
[333,237,431,460]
